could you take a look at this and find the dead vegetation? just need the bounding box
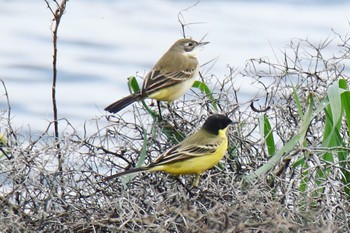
[1,15,350,233]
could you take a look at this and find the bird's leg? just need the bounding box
[174,176,194,196]
[157,100,163,121]
[167,103,179,129]
[193,174,200,187]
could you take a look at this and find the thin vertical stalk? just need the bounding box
[44,0,67,191]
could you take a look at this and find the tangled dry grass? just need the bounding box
[1,32,350,232]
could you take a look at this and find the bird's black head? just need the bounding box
[202,114,233,135]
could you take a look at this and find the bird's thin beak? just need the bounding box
[198,41,209,46]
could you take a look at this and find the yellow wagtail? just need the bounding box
[103,114,233,187]
[104,38,209,114]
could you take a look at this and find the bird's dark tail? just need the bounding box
[103,167,148,182]
[104,93,142,113]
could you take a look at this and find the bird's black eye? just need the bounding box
[188,42,193,47]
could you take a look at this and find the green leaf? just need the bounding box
[245,93,315,182]
[0,132,8,159]
[327,82,343,128]
[340,82,350,142]
[298,94,314,145]
[299,162,310,193]
[158,120,186,144]
[258,114,275,156]
[322,81,345,161]
[127,76,141,93]
[192,80,219,111]
[292,86,303,118]
[127,76,158,119]
[121,124,149,187]
[326,79,350,195]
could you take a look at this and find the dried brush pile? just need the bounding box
[1,33,350,232]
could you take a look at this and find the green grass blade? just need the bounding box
[340,82,350,195]
[340,83,350,142]
[292,86,303,118]
[136,130,148,168]
[121,124,148,186]
[127,76,158,119]
[245,93,315,182]
[192,80,219,111]
[298,94,314,145]
[318,79,350,196]
[336,79,350,195]
[258,114,276,156]
[159,122,186,144]
[299,162,310,193]
[0,132,8,159]
[327,82,343,128]
[245,130,300,182]
[127,78,187,148]
[322,81,345,158]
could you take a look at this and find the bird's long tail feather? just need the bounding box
[104,93,142,113]
[103,167,147,182]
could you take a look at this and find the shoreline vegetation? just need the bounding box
[1,1,350,232]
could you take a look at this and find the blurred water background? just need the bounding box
[0,0,349,134]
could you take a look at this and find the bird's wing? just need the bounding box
[141,68,196,95]
[151,139,222,166]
